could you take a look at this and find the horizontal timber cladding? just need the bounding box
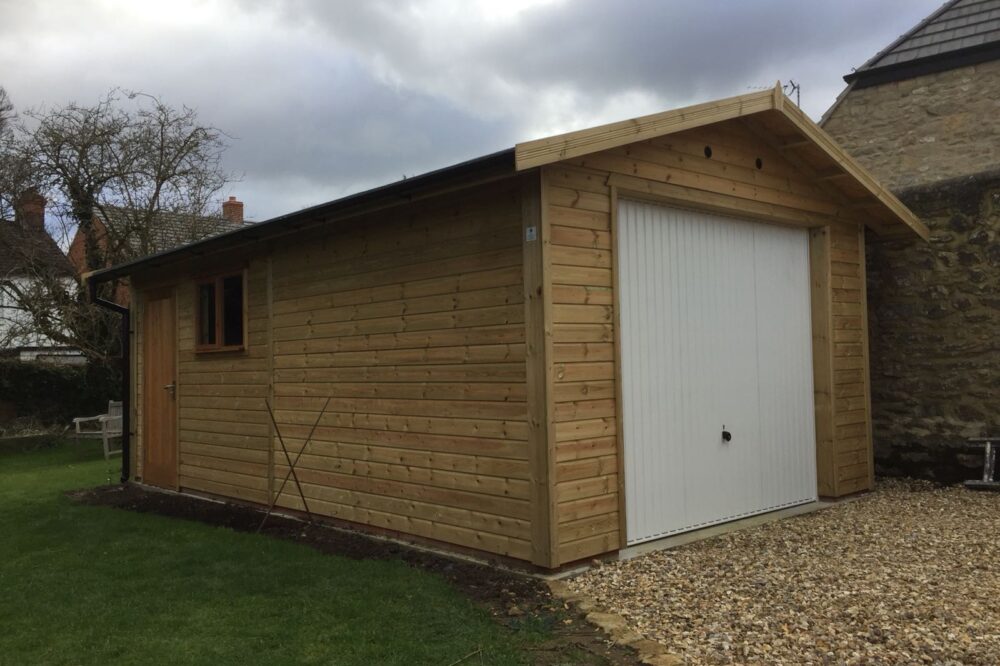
[543,165,621,565]
[829,223,874,495]
[128,117,882,567]
[541,118,875,564]
[267,179,533,561]
[175,259,272,505]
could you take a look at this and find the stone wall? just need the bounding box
[865,172,1000,482]
[823,58,1000,190]
[824,58,1000,482]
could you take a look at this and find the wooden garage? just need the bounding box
[87,84,928,569]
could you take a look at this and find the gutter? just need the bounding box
[844,42,1000,89]
[85,273,131,484]
[84,148,516,285]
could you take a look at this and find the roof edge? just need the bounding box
[88,87,929,287]
[516,83,927,241]
[776,101,930,240]
[515,88,777,170]
[844,40,1000,88]
[88,149,516,284]
[847,0,957,78]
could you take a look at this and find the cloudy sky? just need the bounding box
[0,0,942,221]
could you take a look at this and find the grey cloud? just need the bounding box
[268,0,941,116]
[1,0,943,220]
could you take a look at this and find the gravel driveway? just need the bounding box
[568,479,1000,665]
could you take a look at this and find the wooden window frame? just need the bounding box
[194,269,247,353]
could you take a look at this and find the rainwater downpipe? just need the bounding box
[86,275,131,483]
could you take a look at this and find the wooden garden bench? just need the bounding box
[965,437,999,491]
[73,400,123,461]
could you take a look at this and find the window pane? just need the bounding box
[222,274,244,347]
[198,282,216,345]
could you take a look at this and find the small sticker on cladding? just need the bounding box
[525,226,537,242]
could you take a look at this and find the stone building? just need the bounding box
[822,0,1000,481]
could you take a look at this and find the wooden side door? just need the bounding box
[142,289,178,489]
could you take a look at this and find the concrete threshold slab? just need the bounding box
[618,501,830,561]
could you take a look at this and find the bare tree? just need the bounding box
[25,89,230,267]
[0,87,31,222]
[0,88,232,365]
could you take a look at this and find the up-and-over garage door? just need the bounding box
[618,199,818,545]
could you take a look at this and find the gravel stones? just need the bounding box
[568,480,1000,664]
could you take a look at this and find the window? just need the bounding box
[195,271,245,351]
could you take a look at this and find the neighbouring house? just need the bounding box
[822,0,1000,482]
[68,196,246,304]
[87,86,927,569]
[0,190,83,364]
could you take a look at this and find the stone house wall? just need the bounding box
[866,174,1000,481]
[824,60,1000,482]
[823,59,1000,190]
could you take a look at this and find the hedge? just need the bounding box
[0,359,122,427]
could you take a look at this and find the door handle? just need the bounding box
[722,428,732,443]
[163,383,176,396]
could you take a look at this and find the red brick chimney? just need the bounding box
[15,189,46,229]
[222,196,244,225]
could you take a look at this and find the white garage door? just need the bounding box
[618,199,817,545]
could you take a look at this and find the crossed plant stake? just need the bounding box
[258,396,331,533]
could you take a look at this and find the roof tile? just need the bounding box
[853,0,1000,75]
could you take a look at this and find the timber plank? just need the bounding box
[273,465,530,519]
[273,362,526,384]
[557,531,619,563]
[551,284,613,305]
[556,493,619,522]
[276,424,527,459]
[279,438,530,479]
[274,491,532,560]
[555,436,618,462]
[547,186,611,213]
[273,381,526,402]
[272,344,525,370]
[274,409,528,441]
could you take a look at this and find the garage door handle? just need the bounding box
[722,429,732,443]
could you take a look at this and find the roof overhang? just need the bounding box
[845,41,1000,89]
[86,149,517,285]
[88,85,926,287]
[515,83,929,241]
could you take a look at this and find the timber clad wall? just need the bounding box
[133,180,533,562]
[829,224,874,496]
[543,166,621,564]
[266,181,531,560]
[131,111,885,567]
[176,260,271,503]
[541,119,875,562]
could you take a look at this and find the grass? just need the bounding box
[0,439,544,665]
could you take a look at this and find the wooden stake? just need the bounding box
[445,647,483,666]
[257,397,330,531]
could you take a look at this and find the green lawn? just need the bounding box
[0,439,541,665]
